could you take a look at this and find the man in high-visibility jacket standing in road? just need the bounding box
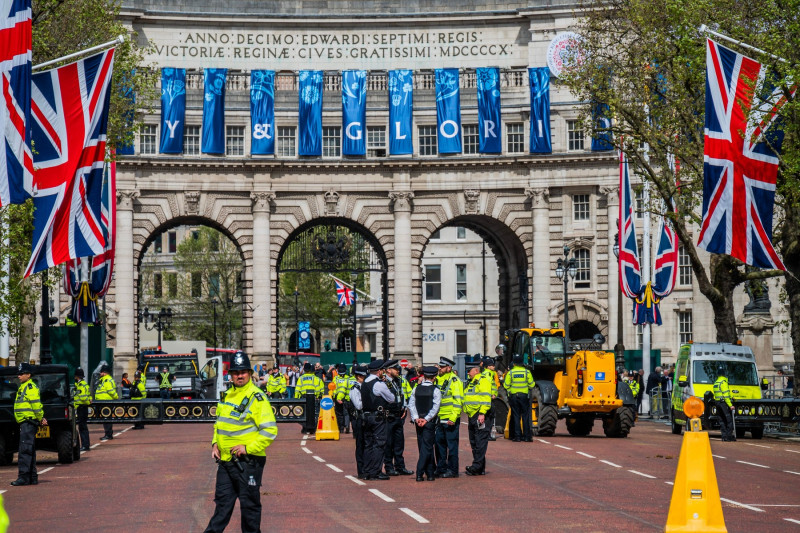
[131,370,147,430]
[714,365,735,442]
[11,363,47,486]
[504,353,535,442]
[205,351,277,533]
[434,356,463,478]
[295,362,324,434]
[464,360,492,476]
[158,365,176,400]
[73,368,91,450]
[94,361,119,441]
[481,356,499,440]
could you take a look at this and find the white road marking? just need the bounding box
[345,475,365,486]
[736,460,770,469]
[121,426,133,433]
[303,435,309,440]
[600,460,621,468]
[720,498,765,513]
[656,429,671,433]
[399,508,430,524]
[537,439,550,444]
[784,471,800,476]
[326,464,343,473]
[0,490,5,494]
[749,505,800,507]
[712,454,726,459]
[554,444,572,450]
[90,443,100,449]
[576,452,595,459]
[786,449,800,454]
[664,481,674,485]
[312,455,325,463]
[784,518,800,525]
[744,443,771,449]
[628,470,656,479]
[369,489,395,503]
[39,467,54,475]
[301,447,312,454]
[300,441,305,446]
[460,422,468,425]
[113,432,122,437]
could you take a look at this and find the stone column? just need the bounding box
[389,191,414,361]
[737,313,776,374]
[601,186,621,360]
[251,191,275,366]
[526,188,550,327]
[114,190,139,375]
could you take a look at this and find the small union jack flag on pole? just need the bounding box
[0,0,33,206]
[24,48,116,277]
[698,38,788,270]
[334,277,356,307]
[618,149,642,301]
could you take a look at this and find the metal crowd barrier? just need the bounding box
[87,393,318,433]
[648,385,671,419]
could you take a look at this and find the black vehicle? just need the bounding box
[0,364,80,465]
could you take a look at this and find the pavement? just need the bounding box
[1,416,800,532]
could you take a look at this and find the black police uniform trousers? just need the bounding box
[383,414,407,472]
[17,420,38,482]
[353,413,365,477]
[362,413,387,477]
[415,419,437,479]
[717,401,735,441]
[205,454,266,533]
[335,401,346,432]
[102,422,114,439]
[434,421,459,475]
[76,404,90,447]
[509,393,532,441]
[468,413,490,473]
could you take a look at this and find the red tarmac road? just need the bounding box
[1,417,799,532]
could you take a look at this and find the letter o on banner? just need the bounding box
[440,120,458,139]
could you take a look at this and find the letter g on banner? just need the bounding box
[342,70,366,155]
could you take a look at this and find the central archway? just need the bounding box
[276,217,389,360]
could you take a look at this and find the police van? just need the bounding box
[670,342,766,439]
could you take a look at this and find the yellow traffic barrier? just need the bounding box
[665,397,726,532]
[315,395,340,441]
[503,409,526,439]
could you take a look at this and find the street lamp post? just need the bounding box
[351,272,358,357]
[138,307,173,350]
[612,231,626,372]
[211,298,218,350]
[554,245,577,349]
[294,287,299,359]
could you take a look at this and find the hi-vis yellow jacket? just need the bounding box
[213,380,278,461]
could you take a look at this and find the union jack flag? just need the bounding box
[334,278,355,307]
[652,156,679,303]
[618,149,642,300]
[0,0,32,206]
[698,39,787,270]
[24,49,116,277]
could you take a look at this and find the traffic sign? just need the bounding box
[399,359,410,368]
[320,397,334,410]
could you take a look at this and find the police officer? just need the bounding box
[464,361,492,476]
[481,356,499,440]
[131,370,147,430]
[408,366,441,482]
[205,351,278,533]
[74,368,91,449]
[265,366,286,399]
[434,356,463,479]
[11,362,47,486]
[361,360,396,480]
[348,365,368,479]
[95,361,118,441]
[158,365,175,400]
[714,365,735,442]
[382,360,413,476]
[294,363,324,399]
[504,353,534,442]
[333,363,350,434]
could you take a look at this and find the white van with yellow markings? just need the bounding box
[670,342,767,439]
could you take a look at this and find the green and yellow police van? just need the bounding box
[670,342,767,439]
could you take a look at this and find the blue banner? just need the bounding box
[477,67,501,153]
[298,70,323,156]
[116,71,136,156]
[591,102,613,151]
[529,68,552,153]
[435,68,462,154]
[160,68,186,154]
[202,68,227,154]
[342,70,366,156]
[298,321,311,350]
[388,70,413,155]
[250,70,275,155]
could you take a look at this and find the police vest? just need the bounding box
[131,380,146,400]
[713,376,732,406]
[74,380,91,407]
[414,383,435,419]
[387,378,404,412]
[361,378,389,412]
[14,381,43,424]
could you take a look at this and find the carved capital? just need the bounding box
[389,191,414,211]
[600,186,619,205]
[116,190,139,210]
[464,189,480,215]
[524,187,550,209]
[184,191,201,216]
[324,189,340,216]
[250,191,275,212]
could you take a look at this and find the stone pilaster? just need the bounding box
[251,191,275,366]
[114,190,139,375]
[526,187,550,327]
[389,190,414,360]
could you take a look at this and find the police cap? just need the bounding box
[437,357,455,368]
[383,359,400,370]
[465,360,481,370]
[512,353,524,365]
[482,356,495,368]
[368,360,384,372]
[229,351,252,372]
[17,362,33,375]
[74,367,85,378]
[98,361,111,373]
[337,363,347,373]
[717,364,727,377]
[353,365,368,377]
[303,362,313,373]
[422,366,439,377]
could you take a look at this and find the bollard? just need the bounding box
[315,395,340,441]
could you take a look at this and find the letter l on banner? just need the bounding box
[160,68,185,154]
[342,70,366,156]
[389,69,413,155]
[435,68,462,154]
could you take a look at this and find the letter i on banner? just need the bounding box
[389,70,413,155]
[342,70,366,156]
[477,67,501,153]
[298,70,323,156]
[202,68,227,154]
[250,70,275,155]
[529,67,551,153]
[435,68,462,154]
[160,68,186,154]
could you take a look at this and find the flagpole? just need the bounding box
[1,218,9,367]
[79,258,90,373]
[31,35,126,72]
[642,112,652,415]
[698,25,787,64]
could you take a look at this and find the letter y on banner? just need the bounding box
[160,68,185,154]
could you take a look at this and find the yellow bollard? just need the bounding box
[665,397,726,532]
[315,395,340,441]
[503,408,525,439]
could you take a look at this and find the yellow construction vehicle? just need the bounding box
[497,326,636,437]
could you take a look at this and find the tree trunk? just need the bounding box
[16,312,34,364]
[781,204,800,396]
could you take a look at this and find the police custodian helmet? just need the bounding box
[229,351,252,372]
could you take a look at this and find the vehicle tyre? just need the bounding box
[750,425,764,439]
[604,406,634,438]
[531,388,557,437]
[57,430,74,464]
[735,427,746,439]
[0,434,11,466]
[671,409,682,435]
[565,415,593,436]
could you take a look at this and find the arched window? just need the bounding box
[573,248,591,289]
